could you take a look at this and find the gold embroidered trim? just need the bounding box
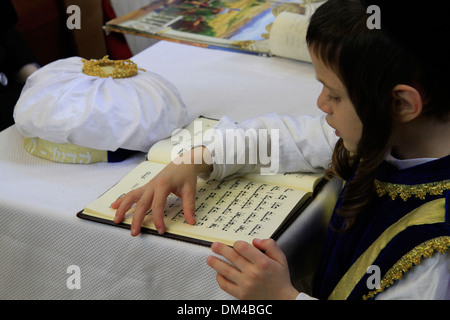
[374,179,450,201]
[363,236,450,300]
[328,198,445,300]
[82,56,145,79]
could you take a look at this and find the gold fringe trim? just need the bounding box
[82,56,145,79]
[363,236,450,300]
[374,179,450,201]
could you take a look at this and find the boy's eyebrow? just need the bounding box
[316,77,339,92]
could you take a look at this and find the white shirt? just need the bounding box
[206,112,337,180]
[205,113,449,300]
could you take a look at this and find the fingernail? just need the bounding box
[157,227,164,235]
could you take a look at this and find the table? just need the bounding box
[0,41,341,299]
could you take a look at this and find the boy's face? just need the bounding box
[309,49,363,153]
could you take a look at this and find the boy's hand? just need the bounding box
[207,239,299,300]
[111,147,212,236]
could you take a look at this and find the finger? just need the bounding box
[150,183,173,235]
[130,188,154,236]
[113,189,143,223]
[252,238,288,266]
[111,196,123,209]
[206,254,241,284]
[181,182,197,225]
[232,240,268,265]
[210,242,250,272]
[215,273,240,298]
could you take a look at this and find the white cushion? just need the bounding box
[14,56,188,153]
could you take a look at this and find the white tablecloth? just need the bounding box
[0,41,341,299]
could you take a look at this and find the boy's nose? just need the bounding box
[317,89,332,114]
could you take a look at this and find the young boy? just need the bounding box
[113,0,449,299]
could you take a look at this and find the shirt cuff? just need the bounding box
[296,292,318,300]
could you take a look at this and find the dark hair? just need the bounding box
[306,0,449,230]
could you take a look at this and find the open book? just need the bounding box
[105,0,326,62]
[77,117,324,246]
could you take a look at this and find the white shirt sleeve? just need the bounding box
[374,253,450,300]
[205,112,338,180]
[296,292,318,300]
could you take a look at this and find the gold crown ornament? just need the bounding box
[82,55,145,79]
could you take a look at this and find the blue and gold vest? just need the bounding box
[312,155,450,300]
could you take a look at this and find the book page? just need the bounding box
[268,11,312,62]
[147,117,218,164]
[83,161,309,246]
[242,171,323,192]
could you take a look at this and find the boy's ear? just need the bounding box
[391,84,423,123]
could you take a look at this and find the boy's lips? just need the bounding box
[325,117,339,136]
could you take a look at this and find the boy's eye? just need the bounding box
[327,95,340,102]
